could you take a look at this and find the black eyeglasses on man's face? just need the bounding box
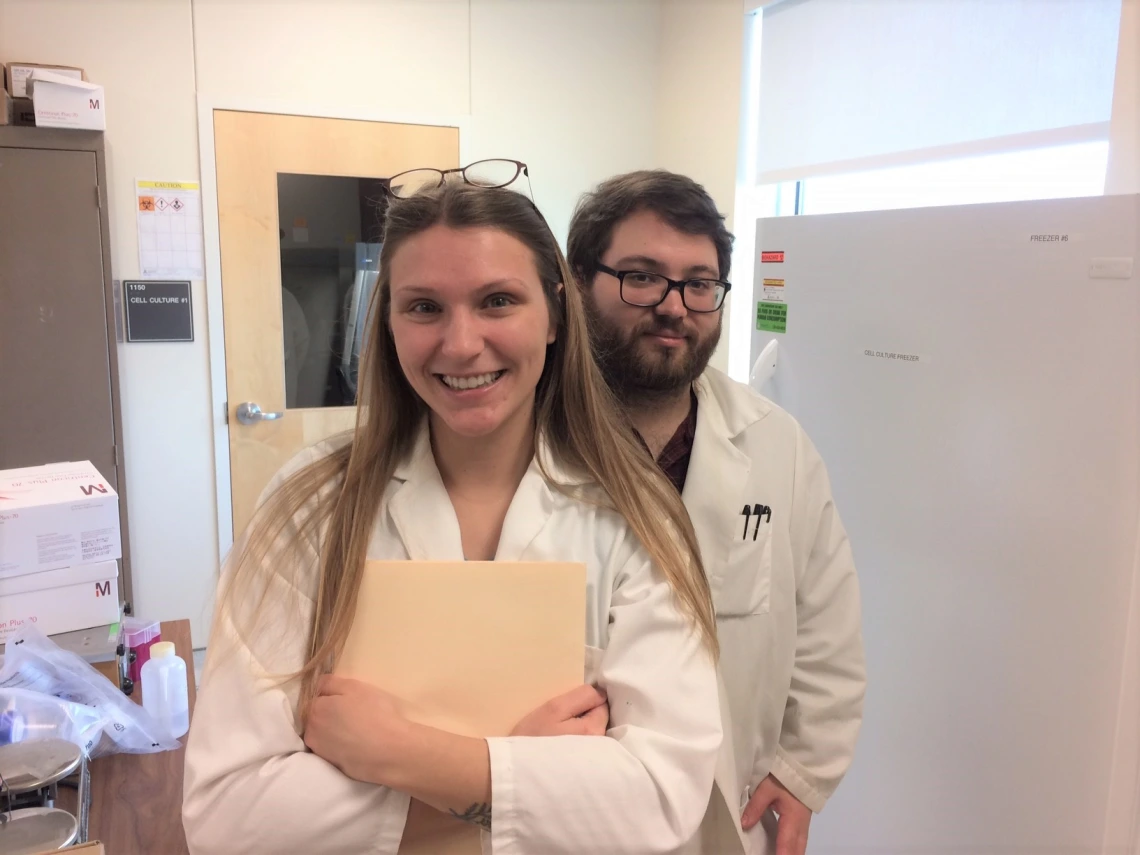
[596,263,730,313]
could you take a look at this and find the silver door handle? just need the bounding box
[235,402,284,425]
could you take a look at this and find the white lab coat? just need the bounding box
[183,427,722,855]
[686,369,866,854]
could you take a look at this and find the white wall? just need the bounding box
[467,0,661,245]
[190,0,470,115]
[655,0,745,374]
[1,0,677,644]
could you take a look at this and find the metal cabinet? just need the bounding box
[0,127,132,603]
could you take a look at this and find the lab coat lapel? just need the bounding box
[387,428,465,561]
[684,378,752,603]
[493,442,559,561]
[386,428,560,562]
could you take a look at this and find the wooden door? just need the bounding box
[213,110,459,537]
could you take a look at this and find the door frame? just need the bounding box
[196,95,472,558]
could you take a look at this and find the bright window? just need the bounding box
[793,140,1110,216]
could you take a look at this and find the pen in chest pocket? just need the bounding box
[740,504,772,541]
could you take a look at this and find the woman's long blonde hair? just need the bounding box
[221,183,717,718]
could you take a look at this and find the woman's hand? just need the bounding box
[305,676,492,819]
[304,675,410,785]
[511,684,609,737]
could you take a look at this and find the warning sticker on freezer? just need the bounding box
[762,278,785,302]
[756,301,787,333]
[761,251,785,263]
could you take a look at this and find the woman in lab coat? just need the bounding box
[182,182,722,854]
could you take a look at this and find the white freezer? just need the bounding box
[750,194,1140,852]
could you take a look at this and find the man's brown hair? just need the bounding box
[567,170,735,286]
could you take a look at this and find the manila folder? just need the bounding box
[335,560,587,855]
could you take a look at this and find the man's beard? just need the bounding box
[584,298,721,405]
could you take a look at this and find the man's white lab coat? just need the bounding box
[686,369,866,854]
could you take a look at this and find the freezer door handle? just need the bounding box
[750,339,779,391]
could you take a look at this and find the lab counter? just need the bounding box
[55,619,197,854]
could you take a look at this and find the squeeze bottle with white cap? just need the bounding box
[140,641,190,739]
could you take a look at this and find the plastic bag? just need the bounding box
[0,625,181,757]
[0,687,108,757]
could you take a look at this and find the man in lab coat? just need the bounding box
[568,170,866,855]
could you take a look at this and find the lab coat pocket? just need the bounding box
[714,524,773,617]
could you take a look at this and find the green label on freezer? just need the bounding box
[756,301,787,333]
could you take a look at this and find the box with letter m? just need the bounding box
[0,462,121,639]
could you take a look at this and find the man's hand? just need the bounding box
[741,774,812,855]
[511,684,609,737]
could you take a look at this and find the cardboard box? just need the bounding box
[27,70,104,131]
[0,461,121,579]
[4,61,85,98]
[0,560,120,642]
